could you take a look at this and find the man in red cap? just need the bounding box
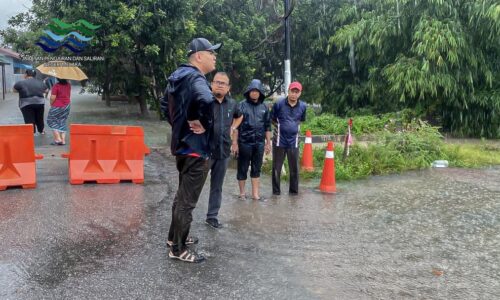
[271,81,307,195]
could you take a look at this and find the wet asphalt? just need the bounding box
[1,91,499,299]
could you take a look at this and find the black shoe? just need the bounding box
[273,192,280,196]
[205,218,223,229]
[168,249,205,263]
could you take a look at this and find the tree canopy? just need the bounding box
[1,0,498,137]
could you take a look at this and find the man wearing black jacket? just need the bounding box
[234,79,272,201]
[162,37,221,263]
[205,72,243,229]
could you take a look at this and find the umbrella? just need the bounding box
[36,61,88,81]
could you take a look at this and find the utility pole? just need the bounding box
[284,0,291,95]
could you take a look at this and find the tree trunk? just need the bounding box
[349,38,357,76]
[104,59,111,106]
[134,58,150,117]
[148,62,162,119]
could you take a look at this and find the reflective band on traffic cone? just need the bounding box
[301,130,314,172]
[319,141,336,193]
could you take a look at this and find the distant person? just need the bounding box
[235,79,272,201]
[13,69,47,135]
[271,81,306,195]
[47,78,72,145]
[162,37,221,263]
[205,72,242,229]
[43,76,56,98]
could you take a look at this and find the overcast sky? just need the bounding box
[0,0,32,30]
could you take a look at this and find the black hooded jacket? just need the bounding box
[163,64,214,157]
[238,79,271,146]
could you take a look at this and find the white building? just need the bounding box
[0,48,33,98]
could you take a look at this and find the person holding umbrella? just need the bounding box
[36,61,88,145]
[47,78,71,145]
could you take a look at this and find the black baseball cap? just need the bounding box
[187,37,222,57]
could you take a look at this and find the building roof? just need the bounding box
[0,48,20,59]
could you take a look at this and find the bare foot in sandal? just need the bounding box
[169,248,205,263]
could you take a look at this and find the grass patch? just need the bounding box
[264,123,500,182]
[444,143,500,167]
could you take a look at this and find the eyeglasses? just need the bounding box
[213,80,229,87]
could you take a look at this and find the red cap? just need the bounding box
[288,81,302,91]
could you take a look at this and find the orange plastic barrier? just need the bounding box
[319,141,336,193]
[0,124,44,190]
[301,130,314,172]
[61,124,150,184]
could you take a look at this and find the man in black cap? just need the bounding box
[162,37,221,263]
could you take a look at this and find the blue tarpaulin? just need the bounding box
[13,62,33,69]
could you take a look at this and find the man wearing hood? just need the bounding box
[162,37,221,263]
[234,79,272,200]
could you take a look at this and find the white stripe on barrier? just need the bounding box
[325,151,334,159]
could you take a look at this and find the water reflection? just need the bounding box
[23,184,145,289]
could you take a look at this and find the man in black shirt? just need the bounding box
[205,72,242,229]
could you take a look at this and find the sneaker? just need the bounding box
[167,236,198,248]
[205,218,223,229]
[168,249,205,263]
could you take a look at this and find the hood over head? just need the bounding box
[243,79,265,103]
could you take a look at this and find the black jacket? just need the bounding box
[211,96,241,160]
[238,79,271,146]
[163,64,214,157]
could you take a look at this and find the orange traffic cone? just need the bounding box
[319,141,336,193]
[301,130,314,172]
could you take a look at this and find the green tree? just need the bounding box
[328,0,499,137]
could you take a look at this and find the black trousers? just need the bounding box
[20,104,45,133]
[272,145,299,195]
[237,143,265,180]
[207,157,230,219]
[168,156,209,253]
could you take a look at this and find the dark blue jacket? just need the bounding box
[238,79,271,146]
[271,97,307,148]
[163,64,214,157]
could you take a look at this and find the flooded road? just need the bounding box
[1,92,499,299]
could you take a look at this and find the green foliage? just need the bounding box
[301,111,408,135]
[2,0,498,137]
[443,142,500,167]
[273,123,499,182]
